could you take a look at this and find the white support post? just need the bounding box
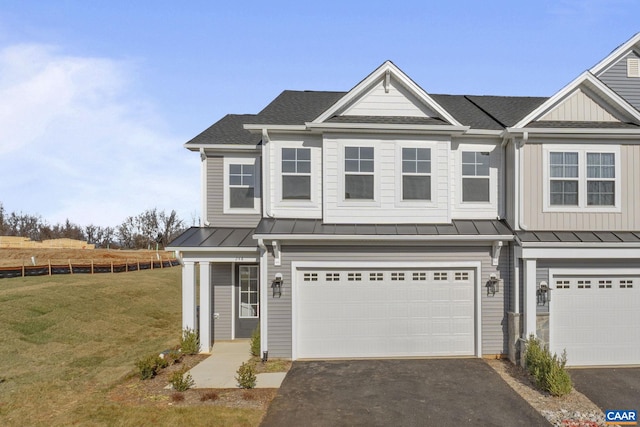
[182,261,197,332]
[199,262,211,353]
[523,258,537,339]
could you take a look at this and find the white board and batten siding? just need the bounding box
[266,135,323,219]
[597,51,640,111]
[341,78,437,117]
[549,268,640,366]
[264,245,509,360]
[322,135,451,224]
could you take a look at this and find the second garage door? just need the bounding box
[550,272,640,366]
[294,267,475,359]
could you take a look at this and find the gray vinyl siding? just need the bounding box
[212,263,232,341]
[598,51,640,111]
[536,267,549,314]
[522,143,640,230]
[206,156,261,227]
[265,244,510,359]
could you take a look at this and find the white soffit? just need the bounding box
[312,61,463,126]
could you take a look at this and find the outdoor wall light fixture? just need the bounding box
[272,273,283,298]
[537,281,550,305]
[487,273,502,296]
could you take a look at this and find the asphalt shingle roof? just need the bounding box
[185,90,551,147]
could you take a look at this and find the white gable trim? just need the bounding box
[312,61,463,127]
[590,32,640,76]
[512,72,640,129]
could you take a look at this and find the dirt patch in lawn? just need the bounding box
[0,248,175,267]
[486,359,609,427]
[108,354,278,411]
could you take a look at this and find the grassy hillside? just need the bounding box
[0,268,263,426]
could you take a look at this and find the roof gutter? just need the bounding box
[305,122,470,134]
[505,127,640,139]
[185,144,260,151]
[252,234,514,242]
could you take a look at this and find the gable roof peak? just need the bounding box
[311,60,463,126]
[590,32,640,75]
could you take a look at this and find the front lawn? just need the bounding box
[0,268,266,426]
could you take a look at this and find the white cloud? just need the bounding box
[0,44,199,227]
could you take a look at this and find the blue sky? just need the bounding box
[0,0,638,227]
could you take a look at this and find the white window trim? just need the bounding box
[460,150,492,204]
[542,145,621,213]
[238,265,259,319]
[454,144,498,216]
[338,141,379,207]
[394,143,436,206]
[223,155,261,214]
[276,143,319,208]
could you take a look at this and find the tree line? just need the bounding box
[0,204,189,249]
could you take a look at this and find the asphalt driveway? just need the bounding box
[569,367,640,412]
[261,359,549,427]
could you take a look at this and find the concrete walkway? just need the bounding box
[187,340,287,389]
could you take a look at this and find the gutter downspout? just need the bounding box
[200,148,210,226]
[517,131,528,231]
[257,238,269,360]
[261,129,275,218]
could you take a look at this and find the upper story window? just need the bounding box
[401,147,431,200]
[586,153,615,206]
[224,156,260,214]
[545,146,619,211]
[461,151,490,202]
[282,148,311,200]
[549,152,579,206]
[229,164,255,208]
[345,146,374,199]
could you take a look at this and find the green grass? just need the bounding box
[0,269,264,426]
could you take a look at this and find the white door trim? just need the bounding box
[290,261,482,360]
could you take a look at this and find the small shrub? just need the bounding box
[162,349,183,366]
[236,362,257,389]
[180,328,199,355]
[170,367,195,392]
[200,391,219,402]
[545,351,572,397]
[250,326,260,357]
[524,335,572,397]
[135,354,166,380]
[170,392,185,403]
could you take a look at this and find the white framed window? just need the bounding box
[229,164,255,208]
[401,147,431,200]
[461,151,490,202]
[224,156,260,213]
[239,265,259,318]
[586,153,615,206]
[282,148,311,200]
[543,145,620,212]
[344,146,374,200]
[549,152,579,206]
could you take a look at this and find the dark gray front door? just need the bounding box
[235,264,259,338]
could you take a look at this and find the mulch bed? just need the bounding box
[108,354,277,410]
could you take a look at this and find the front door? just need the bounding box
[235,264,259,338]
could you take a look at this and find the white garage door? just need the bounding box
[550,273,640,366]
[294,268,475,359]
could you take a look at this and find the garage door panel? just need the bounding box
[295,268,475,359]
[551,274,640,366]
